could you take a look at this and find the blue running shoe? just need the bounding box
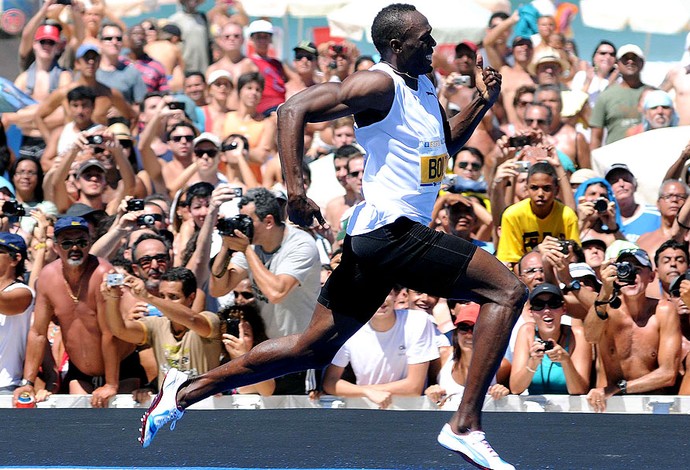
[437,424,515,470]
[139,368,187,448]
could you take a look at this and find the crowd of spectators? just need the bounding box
[2,0,690,413]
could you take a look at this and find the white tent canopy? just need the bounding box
[327,0,493,44]
[580,0,690,34]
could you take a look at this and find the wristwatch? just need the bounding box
[561,279,581,293]
[617,379,628,395]
[19,378,34,387]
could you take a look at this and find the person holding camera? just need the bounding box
[573,177,624,245]
[101,266,221,395]
[510,283,591,395]
[208,187,321,394]
[584,248,682,412]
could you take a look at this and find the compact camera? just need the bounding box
[593,197,609,213]
[168,101,185,111]
[217,214,254,240]
[535,338,554,352]
[508,135,532,148]
[515,161,531,172]
[136,213,163,227]
[224,317,240,337]
[558,240,574,255]
[86,135,104,145]
[669,270,690,298]
[452,75,472,87]
[615,261,637,285]
[106,273,124,287]
[1,200,26,217]
[126,199,145,212]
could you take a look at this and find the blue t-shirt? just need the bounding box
[621,205,661,244]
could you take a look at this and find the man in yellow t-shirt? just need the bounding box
[497,161,580,266]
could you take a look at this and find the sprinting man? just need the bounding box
[139,4,525,469]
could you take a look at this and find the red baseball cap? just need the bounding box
[453,302,480,325]
[35,25,61,42]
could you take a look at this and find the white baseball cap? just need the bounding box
[248,20,274,36]
[207,70,233,86]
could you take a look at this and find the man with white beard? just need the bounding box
[12,217,144,408]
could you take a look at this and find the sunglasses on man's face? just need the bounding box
[134,253,169,268]
[232,291,255,300]
[59,238,89,250]
[531,297,564,311]
[295,52,316,61]
[194,148,219,159]
[171,135,194,143]
[457,161,482,171]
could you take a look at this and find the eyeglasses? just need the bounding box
[102,36,123,42]
[525,118,547,125]
[523,267,545,276]
[660,193,688,201]
[194,148,218,158]
[15,171,38,177]
[39,39,57,46]
[59,238,89,250]
[531,297,564,311]
[295,52,316,61]
[456,323,474,333]
[171,135,194,143]
[134,253,169,268]
[232,291,254,300]
[457,161,482,171]
[347,170,363,178]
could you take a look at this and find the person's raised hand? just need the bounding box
[287,194,329,230]
[474,54,501,104]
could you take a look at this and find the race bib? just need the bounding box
[419,140,448,186]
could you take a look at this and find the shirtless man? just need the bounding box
[499,36,535,125]
[206,22,259,106]
[324,153,364,241]
[660,59,690,125]
[145,24,186,91]
[285,41,322,99]
[12,217,141,408]
[35,44,135,167]
[439,41,480,115]
[585,248,681,412]
[637,180,689,262]
[535,84,590,169]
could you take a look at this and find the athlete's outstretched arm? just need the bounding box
[277,71,394,228]
[445,55,502,155]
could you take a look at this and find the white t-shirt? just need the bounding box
[307,153,345,210]
[331,309,439,385]
[0,283,35,388]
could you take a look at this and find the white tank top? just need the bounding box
[347,63,449,236]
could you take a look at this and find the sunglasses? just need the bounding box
[525,118,547,125]
[59,238,89,250]
[295,52,316,61]
[134,253,169,268]
[194,148,218,158]
[102,36,123,42]
[232,291,255,300]
[347,170,363,178]
[531,297,564,311]
[456,323,474,333]
[171,135,194,143]
[39,39,57,46]
[457,161,482,171]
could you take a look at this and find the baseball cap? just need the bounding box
[293,40,317,56]
[35,25,61,42]
[207,70,233,86]
[65,202,106,220]
[616,248,652,269]
[0,176,15,197]
[193,132,221,148]
[455,40,478,55]
[569,262,602,285]
[616,44,644,61]
[161,23,182,39]
[54,216,90,236]
[512,36,533,48]
[604,163,635,184]
[108,122,132,141]
[528,47,568,75]
[453,302,480,325]
[643,90,674,110]
[0,232,27,258]
[529,283,564,303]
[569,168,598,186]
[581,237,607,252]
[605,239,639,261]
[76,43,100,60]
[248,20,274,36]
[77,159,106,178]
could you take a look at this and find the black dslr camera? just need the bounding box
[2,200,25,217]
[136,213,163,227]
[86,135,104,145]
[217,214,254,241]
[594,197,609,213]
[670,270,690,298]
[615,261,637,285]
